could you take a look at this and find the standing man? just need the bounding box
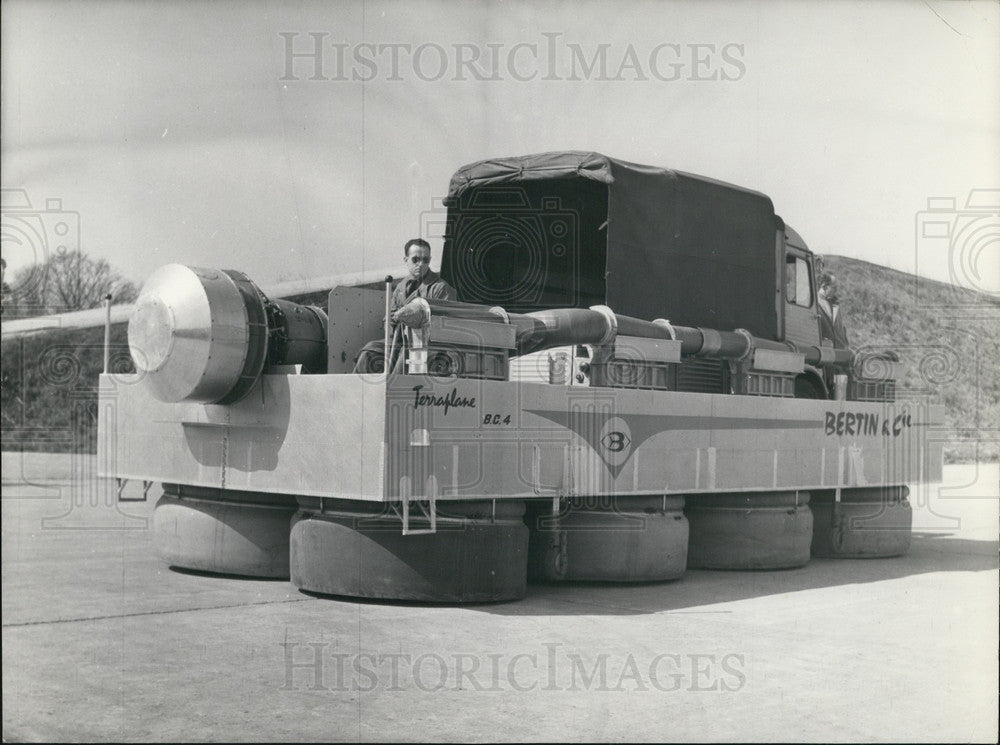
[817,270,849,349]
[354,239,456,373]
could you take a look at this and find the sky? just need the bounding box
[2,0,998,297]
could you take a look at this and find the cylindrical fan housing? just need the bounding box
[127,264,326,404]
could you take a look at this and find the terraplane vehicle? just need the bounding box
[99,152,942,601]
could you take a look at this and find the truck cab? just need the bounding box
[781,225,821,349]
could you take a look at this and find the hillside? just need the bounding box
[2,258,997,461]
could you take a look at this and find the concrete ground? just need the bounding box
[2,452,997,743]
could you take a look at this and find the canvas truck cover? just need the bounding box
[442,151,783,341]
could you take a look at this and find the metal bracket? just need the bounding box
[400,493,437,535]
[117,478,154,502]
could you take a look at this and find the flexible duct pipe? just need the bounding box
[414,298,854,369]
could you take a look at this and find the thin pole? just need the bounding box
[383,275,393,372]
[103,293,112,374]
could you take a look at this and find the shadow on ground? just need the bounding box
[294,535,998,616]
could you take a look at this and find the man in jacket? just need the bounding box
[354,239,456,373]
[390,238,455,322]
[817,270,849,349]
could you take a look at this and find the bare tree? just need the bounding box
[2,249,138,318]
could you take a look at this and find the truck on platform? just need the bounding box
[99,152,942,602]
